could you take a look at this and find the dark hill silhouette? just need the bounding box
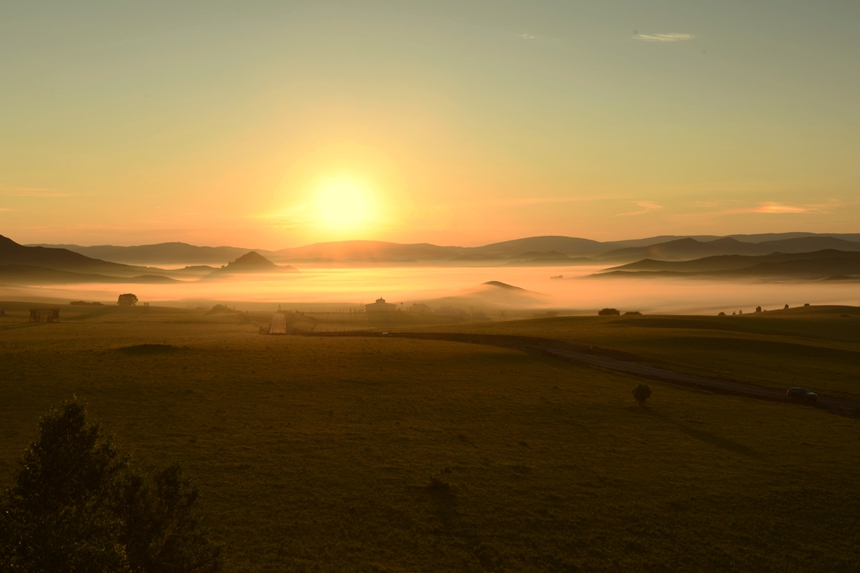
[597,237,763,262]
[0,234,167,278]
[597,236,860,263]
[597,250,860,280]
[207,252,298,277]
[606,250,859,273]
[483,281,526,290]
[29,242,259,266]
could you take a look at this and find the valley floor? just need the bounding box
[1,304,858,572]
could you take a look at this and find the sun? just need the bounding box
[312,176,375,231]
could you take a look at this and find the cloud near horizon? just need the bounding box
[634,33,695,42]
[618,201,664,216]
[747,201,841,214]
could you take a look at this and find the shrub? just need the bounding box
[623,311,642,316]
[632,384,652,406]
[117,293,138,306]
[598,308,620,316]
[0,399,221,573]
[718,312,726,317]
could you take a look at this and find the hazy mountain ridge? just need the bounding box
[272,240,461,262]
[599,249,860,280]
[0,235,269,285]
[26,241,264,266]
[596,236,860,263]
[0,264,178,285]
[2,235,156,275]
[30,232,860,266]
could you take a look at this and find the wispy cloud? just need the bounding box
[730,201,839,215]
[518,33,535,40]
[0,185,72,198]
[634,32,695,42]
[619,201,663,216]
[750,202,815,214]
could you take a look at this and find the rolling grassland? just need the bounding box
[409,306,860,401]
[1,304,858,572]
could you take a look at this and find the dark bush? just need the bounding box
[0,399,221,573]
[718,312,726,316]
[632,384,652,406]
[598,308,620,316]
[623,311,642,316]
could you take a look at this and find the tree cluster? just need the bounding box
[0,400,221,573]
[117,294,139,306]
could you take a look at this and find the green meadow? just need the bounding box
[1,303,858,572]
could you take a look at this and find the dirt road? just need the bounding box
[321,331,860,417]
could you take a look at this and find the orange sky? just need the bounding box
[2,1,858,248]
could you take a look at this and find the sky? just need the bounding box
[1,0,859,249]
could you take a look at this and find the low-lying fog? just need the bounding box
[3,265,858,315]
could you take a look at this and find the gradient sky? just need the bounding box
[2,1,859,248]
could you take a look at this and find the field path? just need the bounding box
[318,331,860,417]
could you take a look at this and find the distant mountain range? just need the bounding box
[595,236,860,262]
[7,231,860,285]
[598,249,860,280]
[0,235,296,285]
[29,232,860,266]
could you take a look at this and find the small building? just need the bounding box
[365,297,397,313]
[409,303,431,314]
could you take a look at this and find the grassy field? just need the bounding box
[402,306,860,401]
[1,302,859,572]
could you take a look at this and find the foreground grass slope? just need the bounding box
[407,306,860,401]
[1,304,859,572]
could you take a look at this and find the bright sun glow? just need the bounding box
[312,176,375,230]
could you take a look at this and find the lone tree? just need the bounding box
[117,293,139,306]
[0,399,221,573]
[632,384,652,407]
